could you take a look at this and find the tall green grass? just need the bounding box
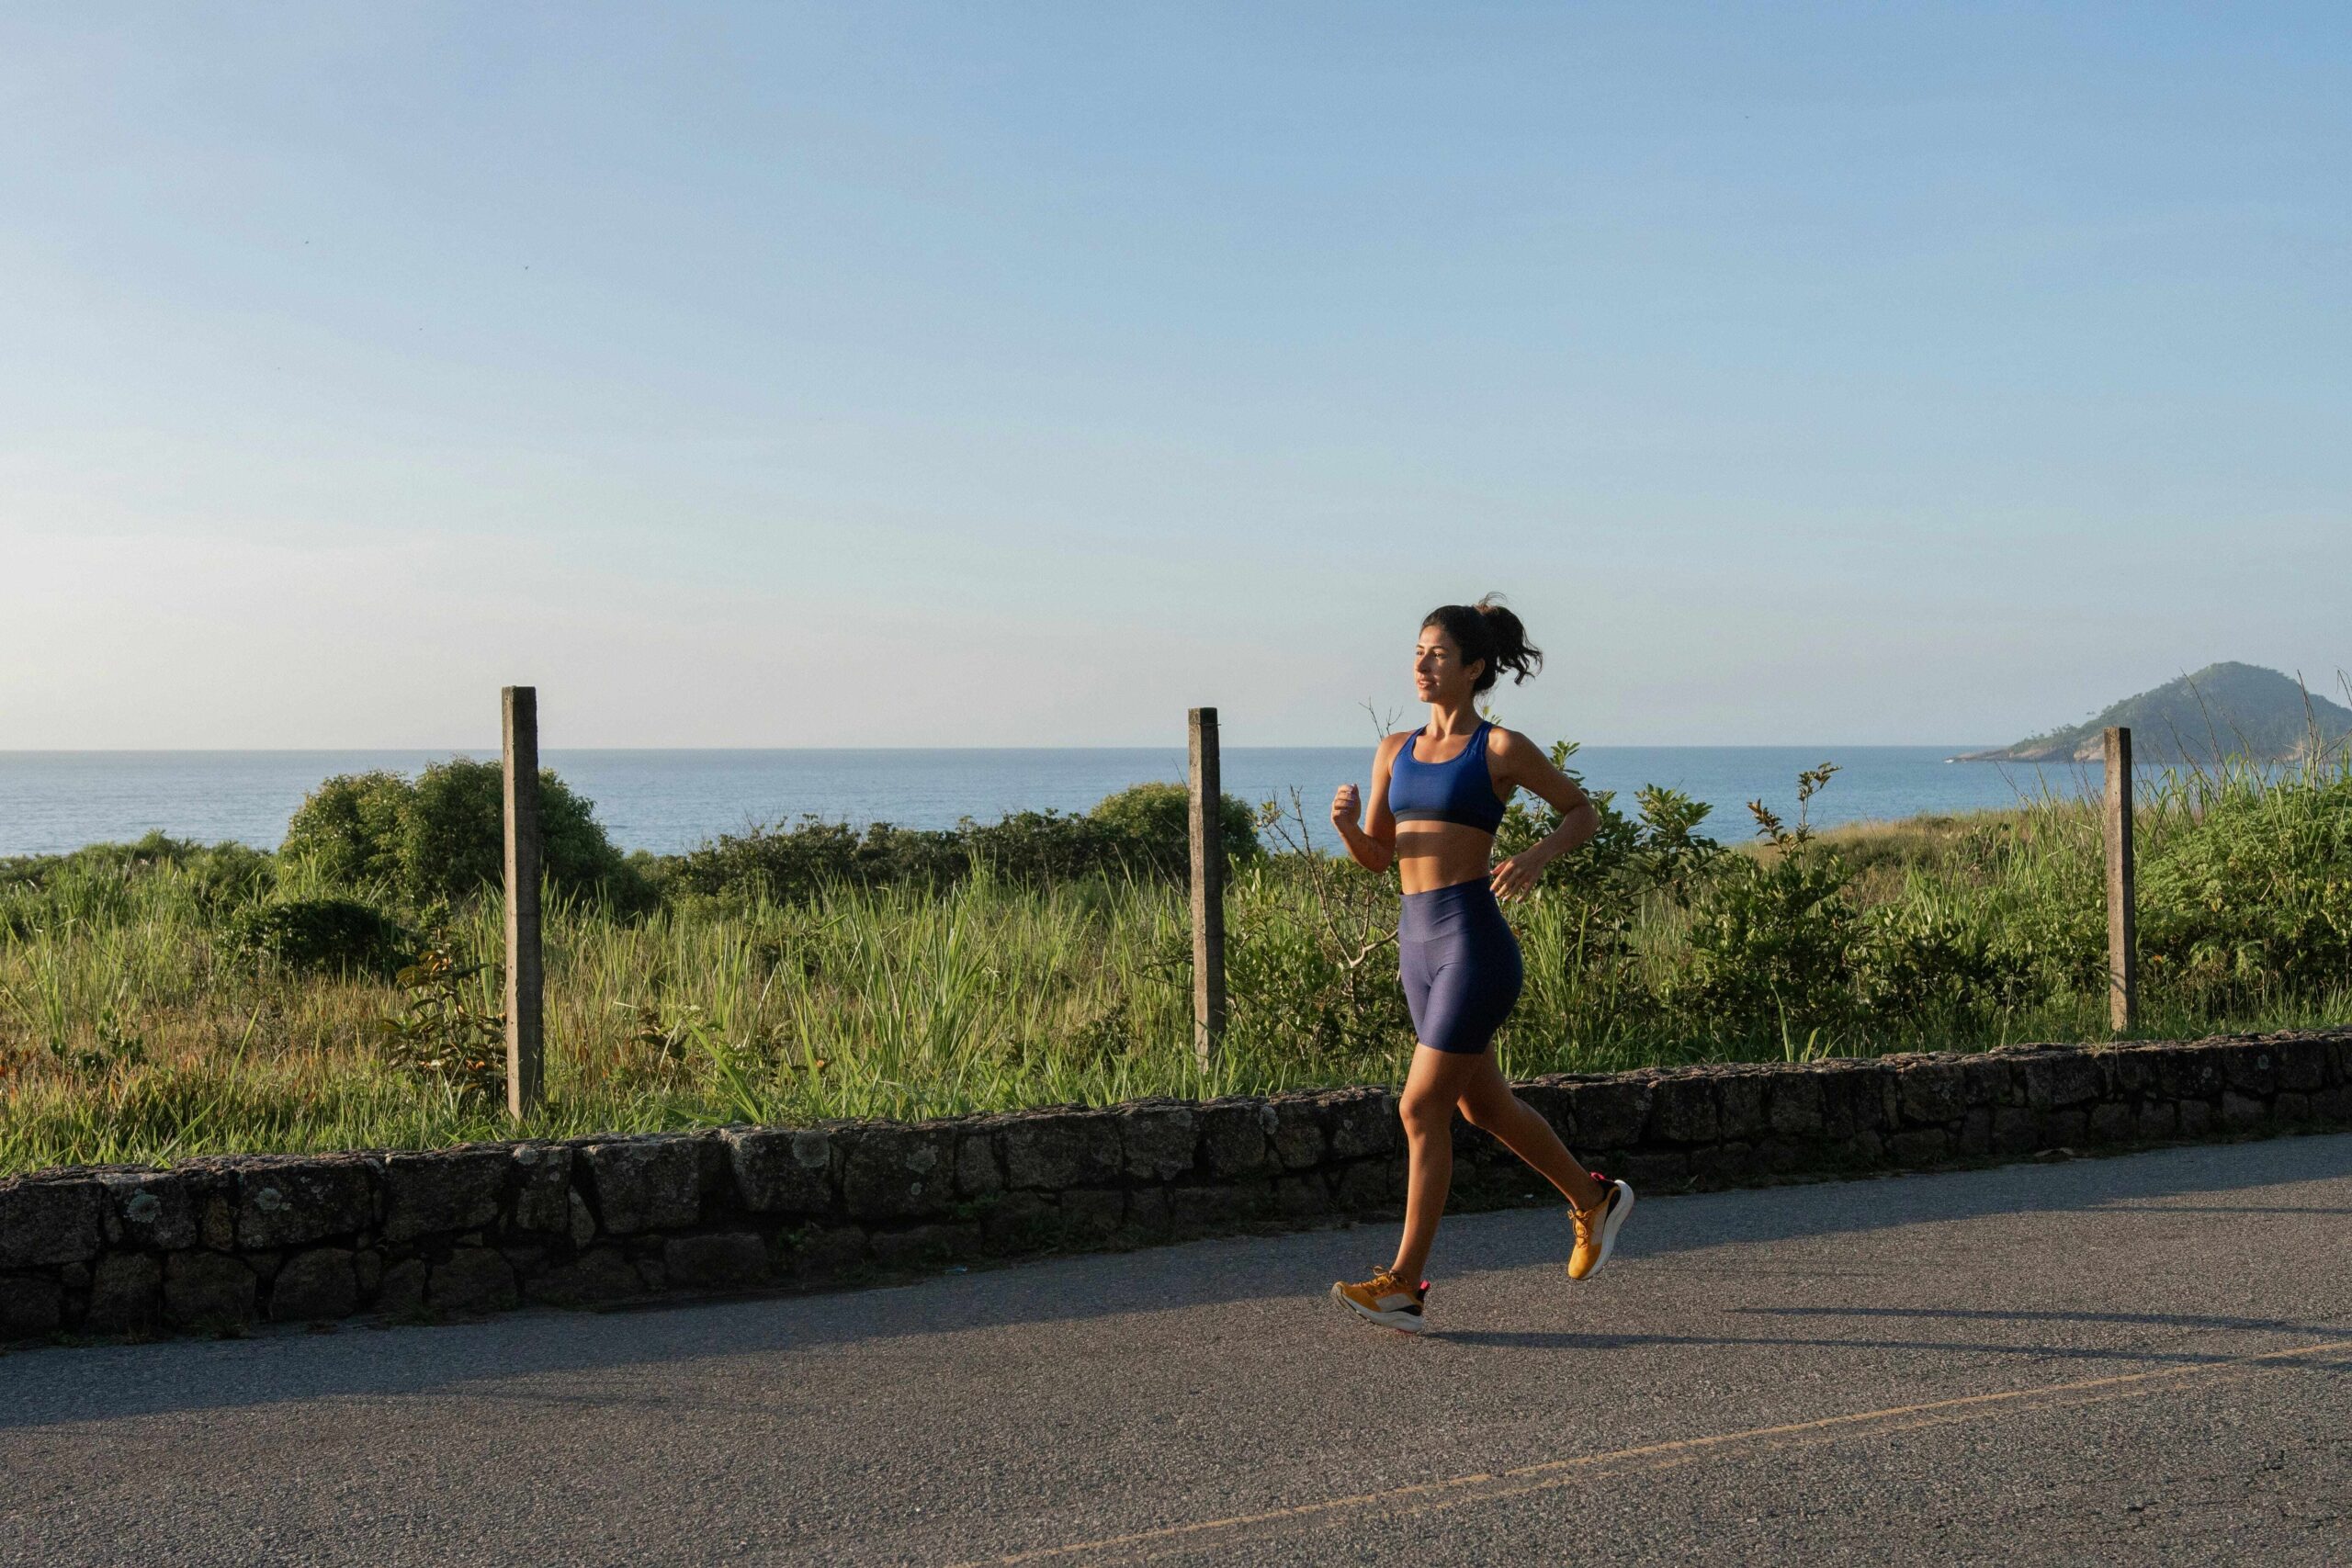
[4,751,2347,1173]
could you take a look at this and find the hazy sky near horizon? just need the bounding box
[5,3,2347,750]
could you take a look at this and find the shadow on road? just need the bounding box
[5,1131,2347,1432]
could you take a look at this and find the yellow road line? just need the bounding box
[961,1336,2352,1566]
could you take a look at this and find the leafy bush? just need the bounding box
[1494,741,1721,904]
[227,897,415,977]
[187,843,277,912]
[670,818,967,905]
[1490,742,1723,1041]
[1672,854,1860,1051]
[1228,795,1409,1061]
[670,784,1262,907]
[1852,897,2036,1027]
[283,760,649,911]
[961,810,1126,884]
[1664,766,1860,1051]
[376,942,505,1105]
[0,833,275,908]
[0,834,277,940]
[1086,782,1261,879]
[2139,766,2352,998]
[275,773,408,887]
[1226,874,1415,1059]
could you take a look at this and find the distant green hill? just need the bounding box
[1952,662,2352,764]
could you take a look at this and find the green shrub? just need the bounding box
[2140,765,2352,998]
[277,773,408,886]
[0,834,277,939]
[1494,741,1721,903]
[956,809,1120,884]
[1663,766,1859,1051]
[283,760,649,911]
[1671,852,1860,1049]
[1852,897,2035,1026]
[671,818,967,905]
[227,897,415,976]
[375,942,505,1104]
[0,833,276,908]
[1225,857,1411,1061]
[180,840,277,913]
[1086,782,1261,879]
[1489,742,1721,1041]
[671,784,1263,907]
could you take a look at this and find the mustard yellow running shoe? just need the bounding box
[1330,1267,1429,1332]
[1568,1174,1634,1280]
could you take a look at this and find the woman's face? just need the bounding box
[1413,625,1483,706]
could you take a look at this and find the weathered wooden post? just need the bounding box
[503,685,545,1120]
[2104,725,2137,1033]
[1187,706,1227,1070]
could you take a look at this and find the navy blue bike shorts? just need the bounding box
[1397,878,1523,1054]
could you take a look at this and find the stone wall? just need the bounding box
[6,1027,2349,1343]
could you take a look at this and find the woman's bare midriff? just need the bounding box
[1395,820,1498,895]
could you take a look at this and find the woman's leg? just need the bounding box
[1456,1055,1605,1213]
[1389,1044,1490,1282]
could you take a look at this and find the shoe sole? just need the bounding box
[1589,1184,1627,1279]
[1330,1282,1426,1333]
[1571,1181,1635,1281]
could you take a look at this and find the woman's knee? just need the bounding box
[1398,1085,1455,1135]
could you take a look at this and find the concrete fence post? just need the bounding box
[2104,725,2137,1034]
[503,685,546,1120]
[1187,706,1227,1070]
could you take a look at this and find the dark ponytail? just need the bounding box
[1421,594,1543,695]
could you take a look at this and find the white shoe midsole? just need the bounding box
[1331,1282,1425,1332]
[1592,1182,1634,1273]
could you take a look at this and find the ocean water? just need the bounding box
[0,746,2118,859]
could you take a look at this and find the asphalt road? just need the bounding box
[6,1134,2350,1567]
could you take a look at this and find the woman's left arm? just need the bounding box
[1487,728,1602,901]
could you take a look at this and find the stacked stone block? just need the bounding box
[4,1027,2346,1342]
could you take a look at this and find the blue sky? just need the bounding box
[4,3,2346,748]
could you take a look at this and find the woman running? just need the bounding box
[1329,597,1635,1332]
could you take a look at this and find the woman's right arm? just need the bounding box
[1330,735,1401,874]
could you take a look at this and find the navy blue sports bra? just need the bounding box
[1387,719,1508,833]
